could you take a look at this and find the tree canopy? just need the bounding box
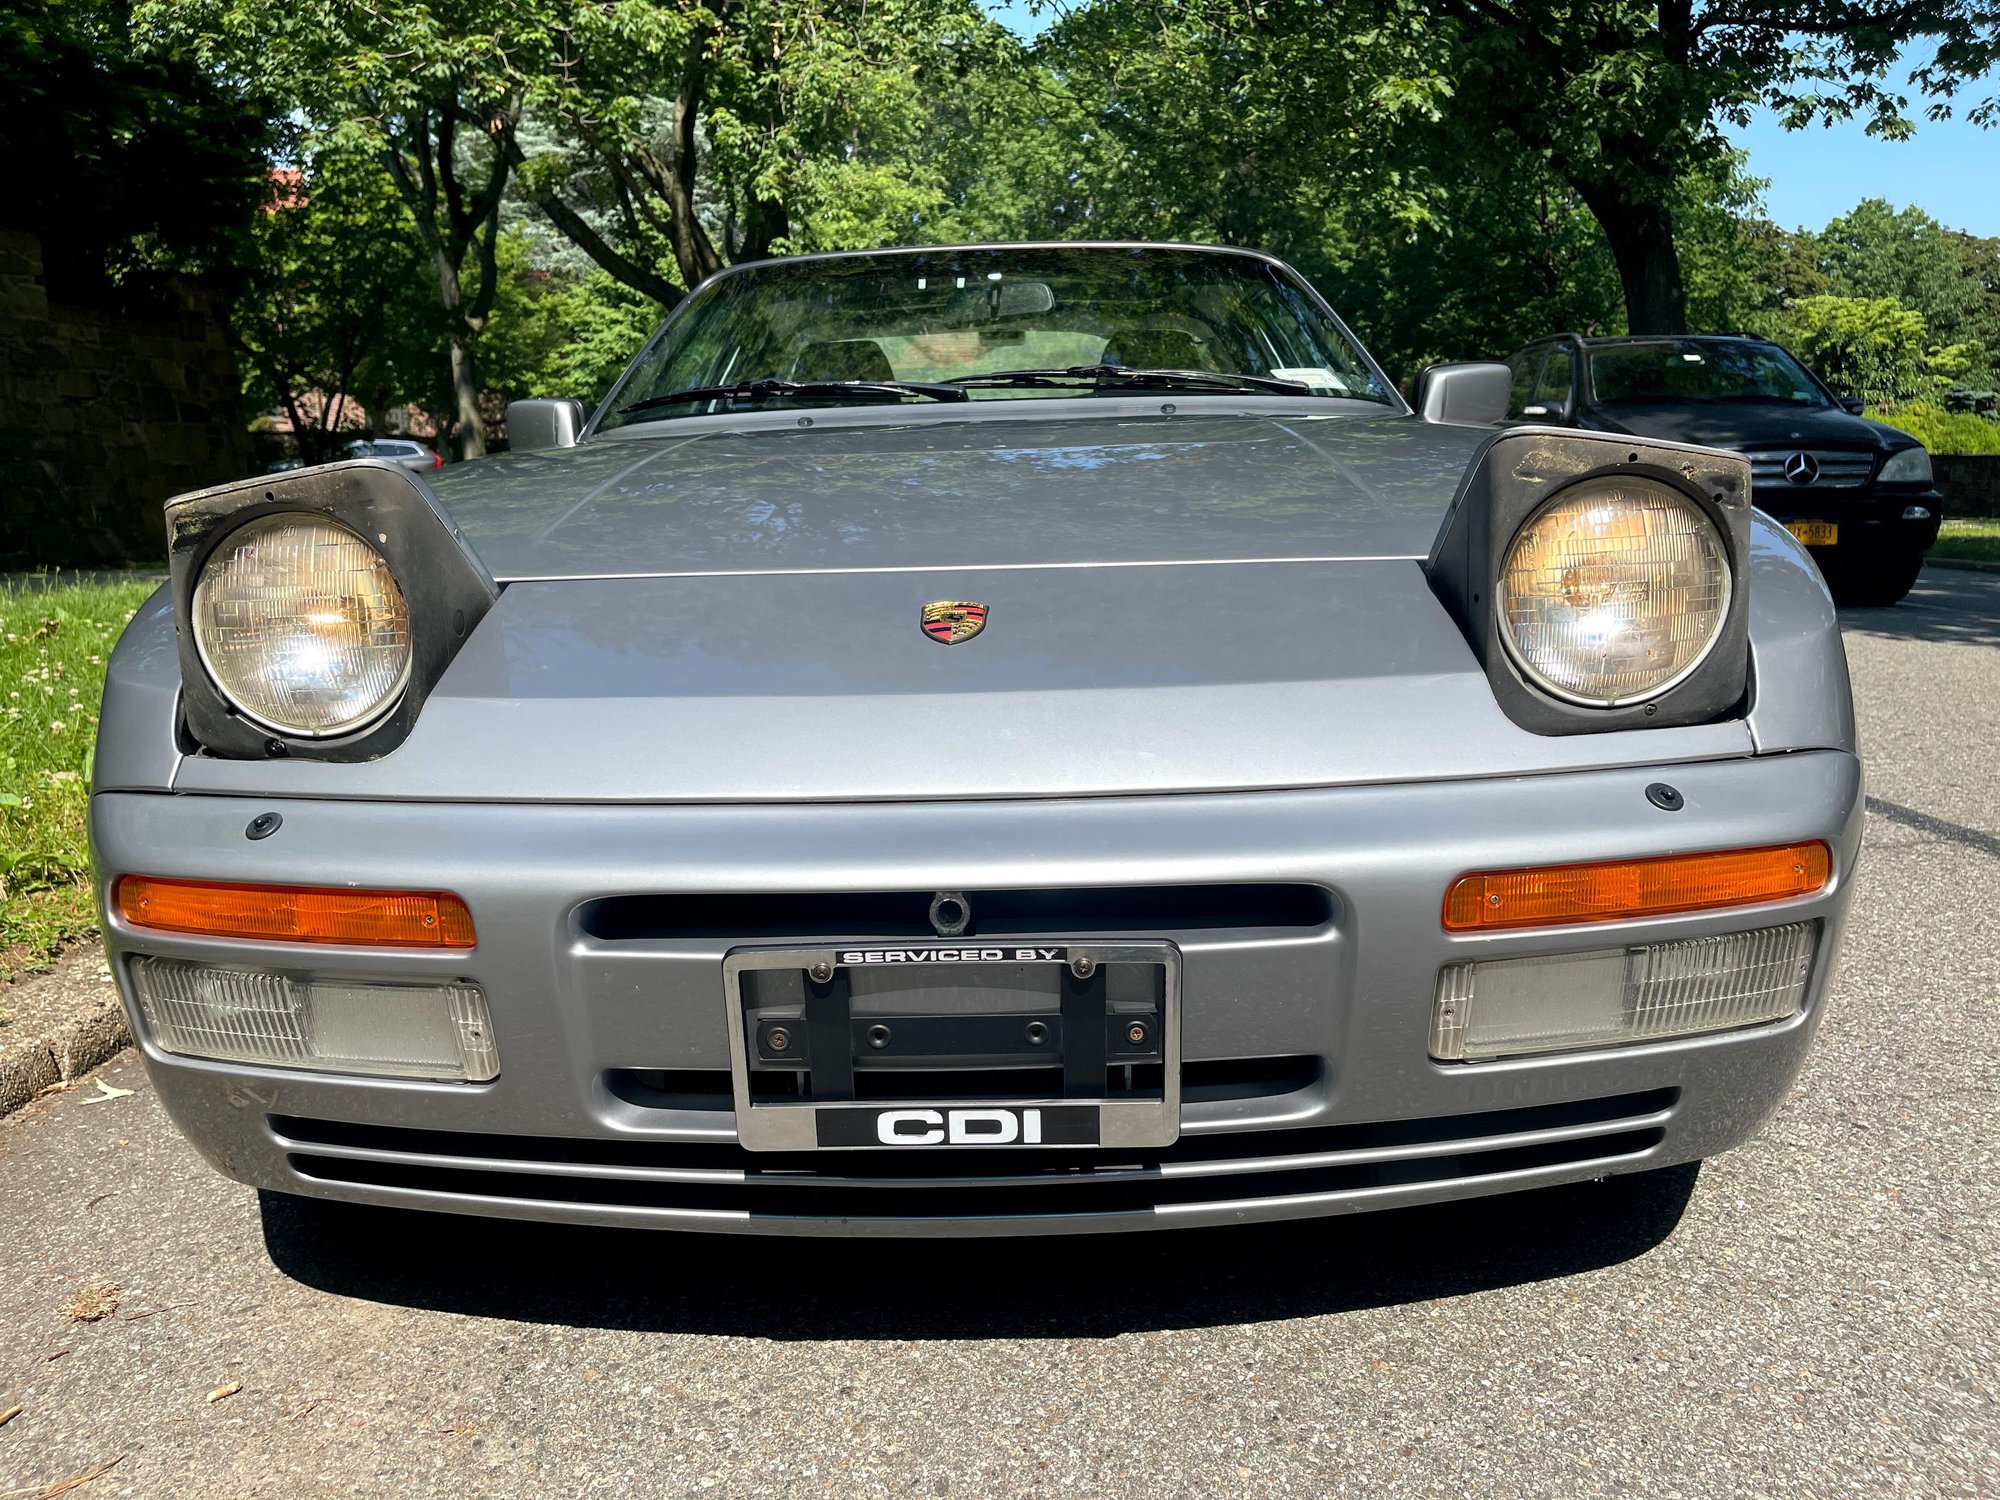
[94,0,2000,448]
[2,0,268,300]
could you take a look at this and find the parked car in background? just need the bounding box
[94,244,1860,1239]
[345,436,444,472]
[1501,334,1943,604]
[262,439,443,476]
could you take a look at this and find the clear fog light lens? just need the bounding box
[1431,922,1816,1062]
[192,513,412,737]
[128,957,497,1081]
[1498,478,1730,706]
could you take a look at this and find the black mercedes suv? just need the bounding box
[1502,334,1945,605]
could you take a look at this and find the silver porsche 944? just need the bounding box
[92,243,1861,1237]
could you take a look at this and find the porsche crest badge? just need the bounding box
[921,600,989,645]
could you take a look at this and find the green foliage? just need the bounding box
[0,578,159,972]
[498,0,1011,302]
[141,0,542,454]
[1819,199,2000,385]
[1772,295,1977,405]
[480,237,666,408]
[235,152,445,460]
[1,0,269,298]
[1865,401,2000,455]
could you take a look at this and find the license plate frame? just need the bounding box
[1786,520,1839,546]
[722,942,1181,1152]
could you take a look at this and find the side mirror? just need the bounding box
[1838,396,1866,415]
[1414,362,1512,426]
[506,398,588,451]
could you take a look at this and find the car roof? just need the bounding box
[1542,333,1782,350]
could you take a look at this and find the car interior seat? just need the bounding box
[793,339,897,383]
[1100,327,1210,370]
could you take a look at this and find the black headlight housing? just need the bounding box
[1425,428,1754,736]
[165,460,497,761]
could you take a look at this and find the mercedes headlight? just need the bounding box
[192,513,412,736]
[1877,446,1932,485]
[1496,477,1731,707]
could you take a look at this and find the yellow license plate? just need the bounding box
[1787,521,1839,546]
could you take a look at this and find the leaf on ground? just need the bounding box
[77,1078,132,1104]
[205,1381,242,1404]
[62,1282,120,1322]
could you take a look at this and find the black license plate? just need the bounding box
[815,1103,1100,1149]
[724,941,1181,1152]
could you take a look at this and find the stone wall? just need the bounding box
[1934,455,2000,519]
[0,227,254,567]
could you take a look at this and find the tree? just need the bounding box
[478,234,666,408]
[234,154,443,462]
[1774,294,1975,402]
[1418,0,2000,335]
[1816,198,1998,382]
[2,0,268,297]
[138,0,549,456]
[510,0,1013,304]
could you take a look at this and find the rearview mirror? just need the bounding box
[1414,362,1511,426]
[507,398,588,451]
[945,279,1056,327]
[1838,396,1866,415]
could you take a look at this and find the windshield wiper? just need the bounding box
[948,364,1313,396]
[620,376,968,417]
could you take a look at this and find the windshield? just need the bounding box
[597,247,1392,430]
[1586,340,1829,407]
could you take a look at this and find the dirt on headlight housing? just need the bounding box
[162,459,496,761]
[1426,428,1753,735]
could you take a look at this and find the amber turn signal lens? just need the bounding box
[115,877,475,948]
[1443,842,1830,932]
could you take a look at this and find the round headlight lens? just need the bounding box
[1497,478,1730,707]
[193,514,412,737]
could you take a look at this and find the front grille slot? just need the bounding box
[272,1088,1674,1221]
[1746,449,1876,491]
[607,1054,1318,1112]
[579,884,1334,942]
[289,1130,1664,1218]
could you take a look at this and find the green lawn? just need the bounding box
[1932,518,2000,563]
[0,575,160,976]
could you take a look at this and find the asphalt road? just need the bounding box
[3,569,1996,1499]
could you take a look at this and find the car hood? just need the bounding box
[1586,401,1891,452]
[162,403,1821,804]
[429,409,1488,580]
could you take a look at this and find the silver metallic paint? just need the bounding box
[426,409,1486,582]
[91,745,1860,1232]
[87,249,1865,1231]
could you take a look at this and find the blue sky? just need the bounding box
[977,3,1997,237]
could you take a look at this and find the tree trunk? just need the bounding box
[1572,172,1688,334]
[449,335,484,460]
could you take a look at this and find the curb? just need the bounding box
[0,1012,132,1118]
[0,947,133,1120]
[1925,556,2000,574]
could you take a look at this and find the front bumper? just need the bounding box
[1754,486,1944,551]
[92,749,1863,1235]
